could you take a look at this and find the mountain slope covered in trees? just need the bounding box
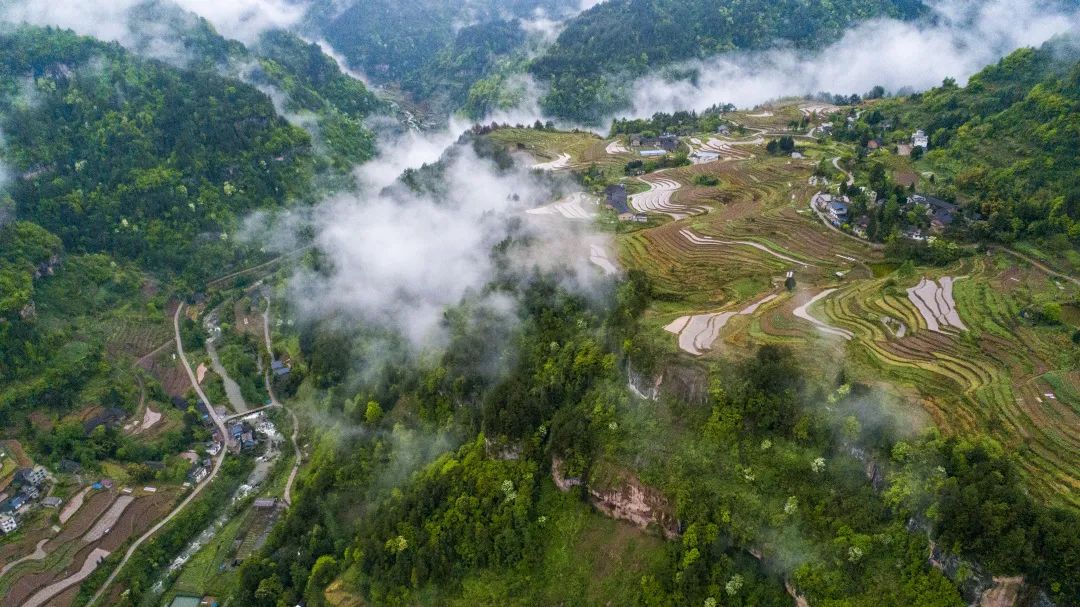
[530,0,925,122]
[0,23,367,459]
[874,38,1080,245]
[306,0,576,114]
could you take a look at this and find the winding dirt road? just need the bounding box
[85,304,230,607]
[262,298,302,505]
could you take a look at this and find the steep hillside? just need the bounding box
[530,0,925,122]
[0,24,327,457]
[0,27,313,271]
[305,0,577,113]
[872,39,1080,245]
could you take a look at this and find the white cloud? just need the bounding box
[0,0,308,53]
[626,0,1080,115]
[168,0,308,42]
[289,133,607,350]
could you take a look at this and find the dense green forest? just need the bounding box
[232,271,1080,606]
[864,39,1080,246]
[306,0,575,115]
[529,0,924,122]
[0,24,375,459]
[0,27,313,270]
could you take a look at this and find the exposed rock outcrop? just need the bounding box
[551,459,679,538]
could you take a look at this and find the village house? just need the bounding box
[0,514,16,534]
[253,497,279,510]
[271,359,291,377]
[912,129,929,149]
[59,459,81,474]
[853,216,871,238]
[827,199,850,224]
[903,228,927,241]
[907,194,958,230]
[605,184,630,215]
[15,465,47,487]
[1,493,27,514]
[42,496,63,509]
[188,464,210,484]
[630,133,678,152]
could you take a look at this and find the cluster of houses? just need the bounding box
[630,133,679,157]
[185,442,221,486]
[604,185,648,223]
[228,420,259,452]
[0,465,56,534]
[814,188,958,241]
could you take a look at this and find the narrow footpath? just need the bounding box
[262,298,302,505]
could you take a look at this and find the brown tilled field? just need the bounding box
[139,346,192,398]
[97,490,178,552]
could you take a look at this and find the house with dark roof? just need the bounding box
[1,494,27,514]
[271,360,291,377]
[826,200,849,224]
[59,459,82,474]
[15,465,47,487]
[630,133,678,152]
[605,184,630,215]
[253,497,279,509]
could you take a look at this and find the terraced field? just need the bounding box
[0,488,180,607]
[486,107,1080,508]
[486,128,620,172]
[797,258,1080,507]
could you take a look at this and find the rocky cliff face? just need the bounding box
[551,459,679,538]
[587,476,681,539]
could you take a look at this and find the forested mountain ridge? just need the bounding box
[304,0,578,115]
[530,0,926,122]
[0,23,370,465]
[0,27,313,272]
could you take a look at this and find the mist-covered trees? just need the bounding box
[530,0,925,122]
[0,27,314,271]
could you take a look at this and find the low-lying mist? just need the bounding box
[626,0,1080,115]
[275,129,611,353]
[0,0,308,50]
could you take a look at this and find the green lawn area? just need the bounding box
[0,456,17,483]
[166,513,247,600]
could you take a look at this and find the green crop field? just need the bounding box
[486,105,1080,510]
